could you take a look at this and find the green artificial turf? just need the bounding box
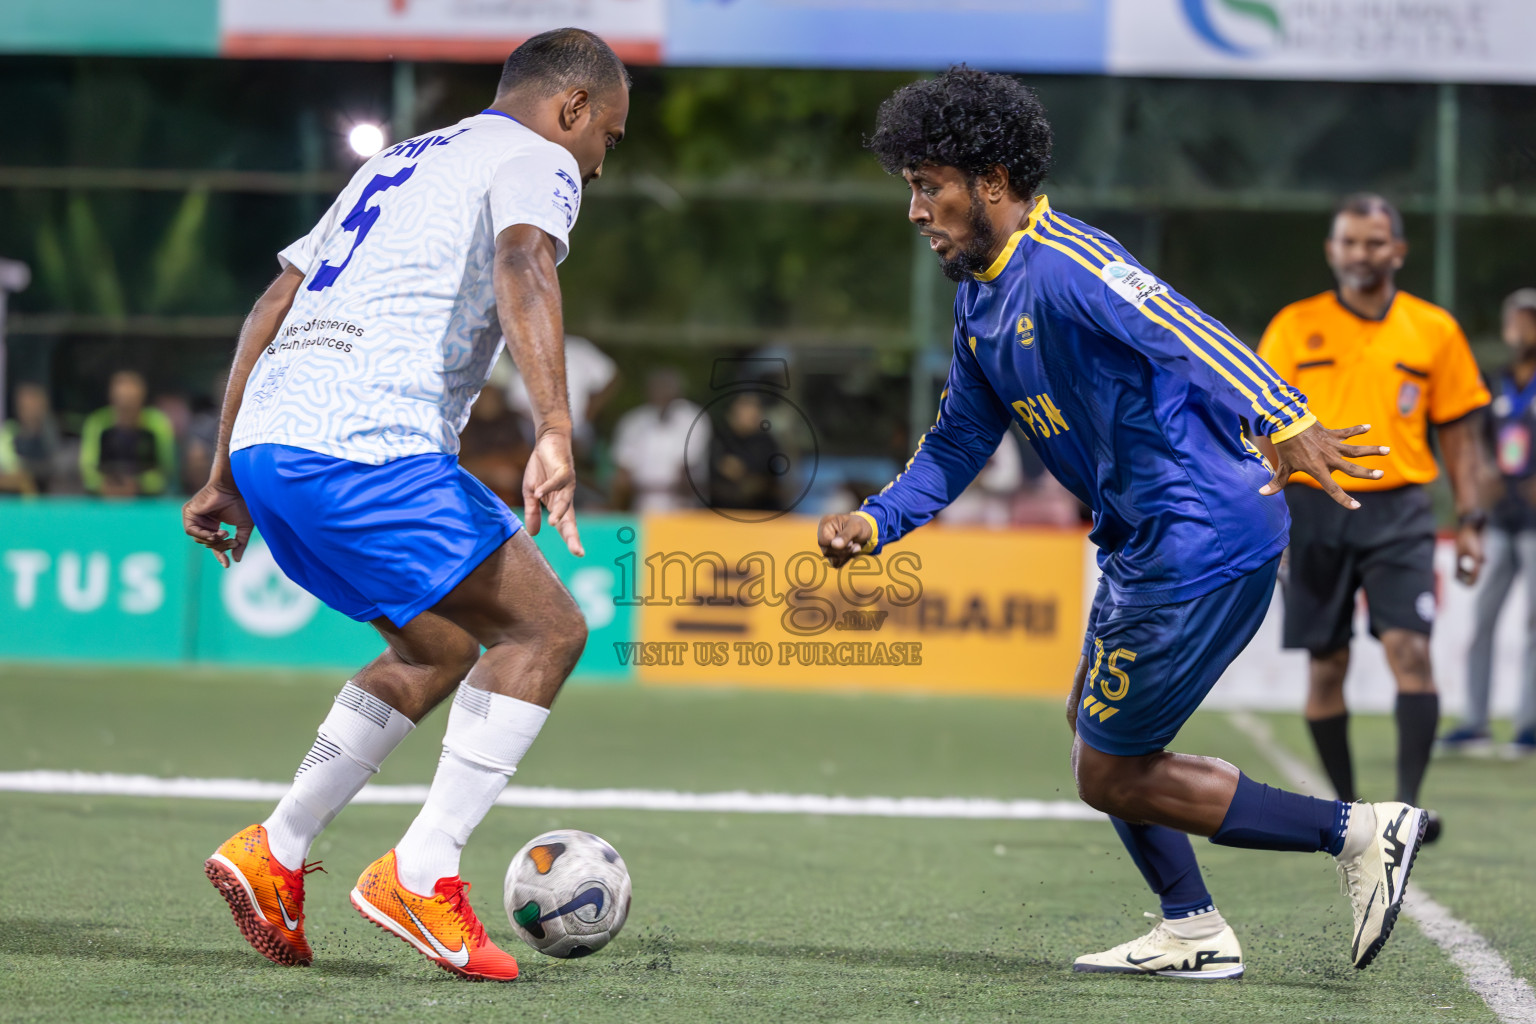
[0,664,1526,1023]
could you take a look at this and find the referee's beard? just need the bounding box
[936,185,1000,282]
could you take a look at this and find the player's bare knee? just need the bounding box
[1076,772,1129,816]
[546,604,588,675]
[1382,631,1433,689]
[1308,648,1349,688]
[445,634,481,684]
[1073,769,1103,810]
[1073,749,1130,815]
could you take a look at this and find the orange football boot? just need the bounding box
[350,850,519,981]
[205,824,321,966]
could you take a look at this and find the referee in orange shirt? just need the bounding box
[1257,194,1489,843]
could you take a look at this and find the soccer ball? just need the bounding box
[504,829,631,958]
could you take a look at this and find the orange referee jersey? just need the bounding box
[1257,290,1490,491]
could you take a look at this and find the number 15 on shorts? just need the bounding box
[1084,638,1137,720]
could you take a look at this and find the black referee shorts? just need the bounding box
[1281,483,1438,656]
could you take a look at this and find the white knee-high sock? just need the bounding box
[394,684,550,896]
[263,682,414,869]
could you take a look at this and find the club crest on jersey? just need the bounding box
[1100,261,1166,309]
[1016,315,1035,347]
[1397,380,1421,416]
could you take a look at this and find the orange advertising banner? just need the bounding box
[627,513,1087,697]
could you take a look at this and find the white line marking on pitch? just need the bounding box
[1229,711,1536,1024]
[0,770,1106,823]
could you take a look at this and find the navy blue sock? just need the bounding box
[1110,817,1215,919]
[1210,773,1350,855]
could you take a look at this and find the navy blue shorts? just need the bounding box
[230,443,520,628]
[1076,555,1280,757]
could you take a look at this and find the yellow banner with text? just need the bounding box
[628,513,1087,696]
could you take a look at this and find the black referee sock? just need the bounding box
[1396,692,1440,805]
[1306,713,1357,803]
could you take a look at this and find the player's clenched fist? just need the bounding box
[817,513,873,568]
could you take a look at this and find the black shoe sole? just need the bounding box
[1354,810,1428,970]
[1422,812,1442,844]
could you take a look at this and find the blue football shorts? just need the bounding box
[1075,555,1281,757]
[229,443,521,628]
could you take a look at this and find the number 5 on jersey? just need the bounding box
[308,164,417,292]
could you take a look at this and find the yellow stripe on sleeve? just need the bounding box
[852,510,880,549]
[1043,213,1116,262]
[1044,214,1308,426]
[1165,293,1307,402]
[1025,226,1284,430]
[1149,295,1305,423]
[1268,411,1317,443]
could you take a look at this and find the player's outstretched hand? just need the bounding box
[1261,421,1389,510]
[524,428,584,558]
[183,479,254,569]
[817,513,873,568]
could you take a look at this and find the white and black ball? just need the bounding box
[504,829,631,958]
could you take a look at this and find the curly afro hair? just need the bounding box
[867,67,1053,199]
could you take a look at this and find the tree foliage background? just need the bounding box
[1,56,1534,421]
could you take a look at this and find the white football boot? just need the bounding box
[1073,910,1243,980]
[1335,801,1427,970]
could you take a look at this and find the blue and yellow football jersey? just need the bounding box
[858,197,1316,605]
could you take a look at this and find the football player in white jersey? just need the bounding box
[183,28,629,982]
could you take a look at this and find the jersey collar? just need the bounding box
[974,194,1051,283]
[1332,287,1397,322]
[480,108,524,125]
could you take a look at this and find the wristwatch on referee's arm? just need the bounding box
[1457,509,1488,532]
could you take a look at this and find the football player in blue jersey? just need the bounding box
[817,68,1427,978]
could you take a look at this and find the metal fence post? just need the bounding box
[392,61,417,144]
[1435,82,1459,313]
[908,224,939,449]
[0,258,32,423]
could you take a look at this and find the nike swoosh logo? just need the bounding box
[1352,882,1381,958]
[1125,953,1165,966]
[539,886,605,923]
[272,884,300,930]
[401,902,470,967]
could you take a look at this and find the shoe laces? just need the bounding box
[436,877,487,948]
[274,858,324,898]
[1126,912,1175,954]
[1337,857,1367,910]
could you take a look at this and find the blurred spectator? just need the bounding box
[1445,288,1536,756]
[458,385,533,508]
[937,430,1086,529]
[611,368,705,512]
[709,392,783,512]
[184,371,228,492]
[1012,473,1088,528]
[944,432,1024,527]
[496,334,618,458]
[0,382,62,494]
[80,370,177,497]
[154,391,192,445]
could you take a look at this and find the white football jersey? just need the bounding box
[230,110,582,465]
